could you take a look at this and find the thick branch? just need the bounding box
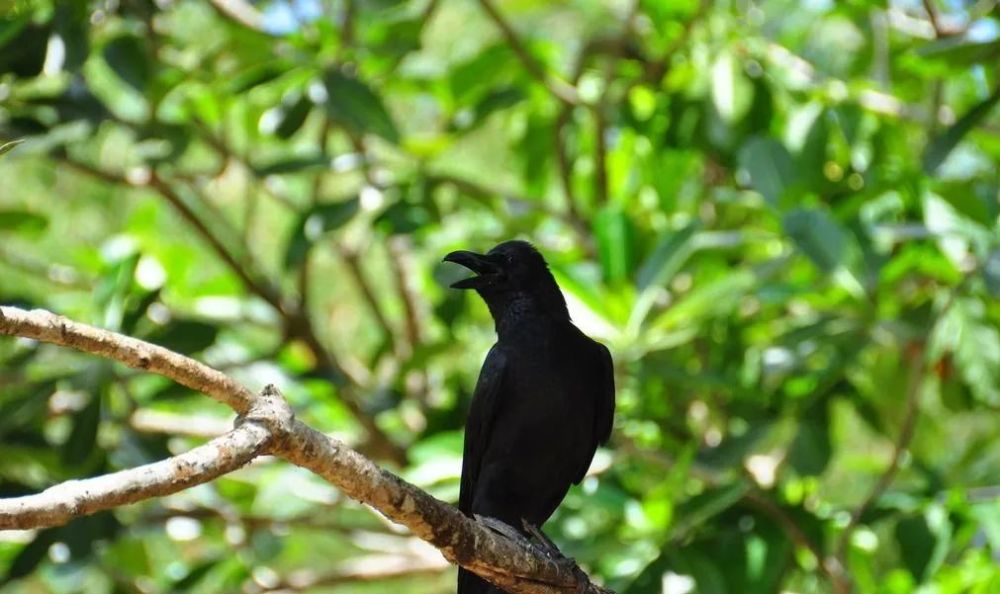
[0,305,612,593]
[0,420,269,529]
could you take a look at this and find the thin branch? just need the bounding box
[0,420,269,529]
[209,0,265,30]
[835,342,926,562]
[742,489,850,594]
[387,236,423,352]
[0,306,256,414]
[57,155,403,462]
[475,0,581,106]
[338,243,398,353]
[0,245,92,289]
[147,172,287,313]
[921,0,944,36]
[0,305,611,593]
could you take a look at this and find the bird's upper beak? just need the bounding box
[443,250,501,289]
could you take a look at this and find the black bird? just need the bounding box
[444,240,615,594]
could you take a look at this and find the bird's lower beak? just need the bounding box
[443,250,500,289]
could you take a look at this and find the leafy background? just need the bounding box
[1,0,1000,593]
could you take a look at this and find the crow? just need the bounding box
[443,240,615,594]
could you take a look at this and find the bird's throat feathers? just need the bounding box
[489,288,569,339]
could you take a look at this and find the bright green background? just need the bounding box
[1,0,999,593]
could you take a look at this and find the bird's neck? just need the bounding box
[491,294,568,340]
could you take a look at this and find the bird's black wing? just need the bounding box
[458,344,507,514]
[570,340,615,485]
[595,342,615,445]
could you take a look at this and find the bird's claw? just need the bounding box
[475,515,535,548]
[475,516,597,593]
[475,516,565,561]
[521,520,565,559]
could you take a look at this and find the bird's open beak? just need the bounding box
[443,250,500,289]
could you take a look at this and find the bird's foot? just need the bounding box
[475,515,536,549]
[520,521,596,593]
[476,516,600,593]
[521,520,565,559]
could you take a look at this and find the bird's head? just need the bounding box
[443,240,568,321]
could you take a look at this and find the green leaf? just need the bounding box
[931,298,1000,406]
[593,205,636,285]
[782,208,845,273]
[671,481,750,537]
[651,270,756,332]
[449,44,515,103]
[630,224,699,329]
[895,506,952,581]
[228,61,291,93]
[103,35,150,92]
[787,398,832,475]
[273,94,313,139]
[284,198,361,268]
[0,138,24,157]
[711,50,753,124]
[0,209,48,235]
[738,136,794,206]
[917,38,1000,67]
[923,88,1000,174]
[322,69,399,143]
[62,393,101,466]
[255,154,329,175]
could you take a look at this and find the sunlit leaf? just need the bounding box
[711,50,753,124]
[0,210,47,235]
[0,138,24,157]
[322,69,399,143]
[923,88,1000,174]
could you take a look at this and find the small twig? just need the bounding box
[338,243,398,353]
[339,0,357,51]
[742,489,850,594]
[0,306,256,413]
[921,0,943,36]
[834,342,926,563]
[387,236,423,352]
[0,419,269,529]
[475,0,581,106]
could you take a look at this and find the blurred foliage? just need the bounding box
[1,0,1000,593]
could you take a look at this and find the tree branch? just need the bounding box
[56,155,405,463]
[0,306,255,414]
[0,418,269,529]
[0,305,613,593]
[475,0,581,106]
